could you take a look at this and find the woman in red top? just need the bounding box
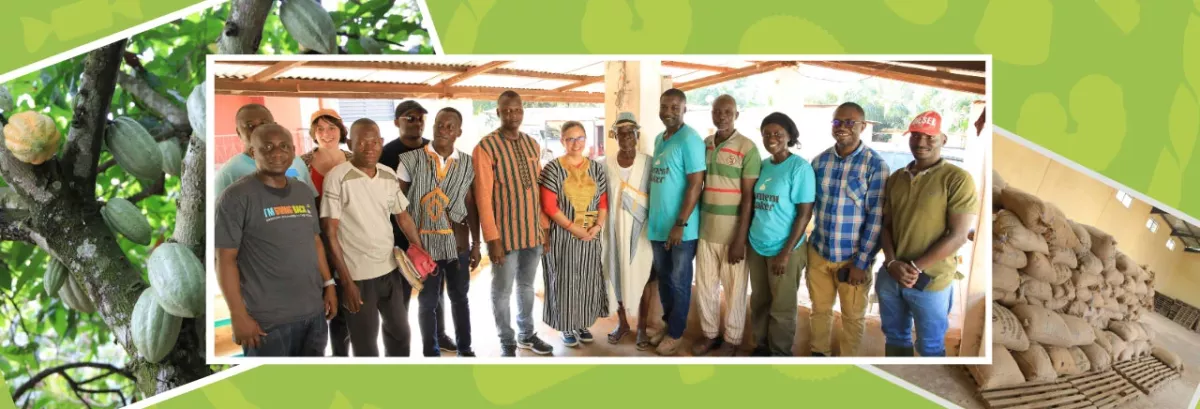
[299,108,353,356]
[538,121,609,347]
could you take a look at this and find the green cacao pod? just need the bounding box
[186,82,206,142]
[44,258,68,296]
[148,243,204,318]
[101,197,152,245]
[359,36,382,54]
[280,0,337,54]
[3,111,61,165]
[132,287,182,363]
[58,274,95,313]
[0,85,13,113]
[106,117,162,181]
[158,140,183,176]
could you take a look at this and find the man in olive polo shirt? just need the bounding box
[877,110,978,357]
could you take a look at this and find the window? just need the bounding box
[1167,238,1176,250]
[1146,218,1159,233]
[1116,190,1133,208]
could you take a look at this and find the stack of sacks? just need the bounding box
[975,172,1181,389]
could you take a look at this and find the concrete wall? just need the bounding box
[994,135,1190,303]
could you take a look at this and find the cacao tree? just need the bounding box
[1,1,431,407]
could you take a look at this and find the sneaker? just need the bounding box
[714,342,739,357]
[438,334,458,353]
[750,347,771,357]
[457,349,476,357]
[576,329,594,343]
[501,345,517,357]
[656,336,682,356]
[691,337,722,356]
[811,351,827,357]
[517,334,554,355]
[561,330,580,347]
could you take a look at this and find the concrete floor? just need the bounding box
[880,312,1200,409]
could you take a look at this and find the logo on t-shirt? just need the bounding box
[263,204,314,223]
[650,163,669,184]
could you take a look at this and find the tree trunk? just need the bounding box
[218,0,276,54]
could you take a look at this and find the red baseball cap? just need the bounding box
[906,111,943,136]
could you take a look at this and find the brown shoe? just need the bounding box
[656,336,682,356]
[714,342,739,356]
[691,337,722,356]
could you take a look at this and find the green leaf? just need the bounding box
[53,306,67,337]
[64,310,79,339]
[0,262,10,292]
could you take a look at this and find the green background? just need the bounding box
[2,0,1199,408]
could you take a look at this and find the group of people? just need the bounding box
[215,87,980,359]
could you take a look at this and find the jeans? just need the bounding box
[650,240,697,339]
[243,311,328,357]
[875,267,954,357]
[345,269,412,357]
[419,251,472,356]
[491,246,542,346]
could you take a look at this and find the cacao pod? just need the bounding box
[0,85,13,113]
[132,288,182,363]
[148,243,204,318]
[158,140,183,176]
[58,274,95,313]
[280,0,337,55]
[3,111,61,165]
[101,197,152,245]
[359,36,382,54]
[44,258,68,296]
[105,117,162,181]
[186,82,206,142]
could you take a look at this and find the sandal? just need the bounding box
[635,330,651,351]
[608,325,630,344]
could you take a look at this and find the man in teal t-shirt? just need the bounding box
[646,88,706,356]
[214,104,316,199]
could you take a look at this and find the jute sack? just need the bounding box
[1061,314,1096,346]
[1047,346,1079,376]
[1115,252,1136,274]
[1104,269,1125,286]
[1019,278,1053,302]
[1066,301,1089,317]
[1012,304,1073,347]
[1044,203,1082,249]
[1044,298,1069,311]
[1152,346,1184,371]
[971,345,1027,389]
[996,210,1051,254]
[1070,347,1092,374]
[1082,343,1112,371]
[1051,264,1073,285]
[1093,327,1112,352]
[1083,224,1117,262]
[1021,252,1057,283]
[994,303,1031,352]
[999,187,1053,234]
[994,264,1020,293]
[998,290,1023,308]
[1050,246,1078,268]
[1013,343,1058,382]
[1077,251,1103,276]
[1076,286,1093,302]
[1069,220,1092,251]
[1073,268,1102,288]
[995,241,1029,269]
[1137,322,1156,341]
[1109,321,1141,343]
[1104,332,1128,360]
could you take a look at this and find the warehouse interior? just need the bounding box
[882,134,1200,409]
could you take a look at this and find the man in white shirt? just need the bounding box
[321,118,426,357]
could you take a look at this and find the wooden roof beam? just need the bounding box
[661,61,735,73]
[439,61,510,87]
[674,61,797,91]
[801,61,986,95]
[554,75,605,91]
[894,61,986,74]
[215,89,603,103]
[214,78,605,103]
[244,61,306,82]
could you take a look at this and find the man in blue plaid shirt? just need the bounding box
[805,102,890,357]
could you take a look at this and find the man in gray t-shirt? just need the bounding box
[216,123,338,357]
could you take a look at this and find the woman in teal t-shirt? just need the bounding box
[746,112,816,357]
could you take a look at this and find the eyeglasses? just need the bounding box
[564,136,587,144]
[831,119,864,128]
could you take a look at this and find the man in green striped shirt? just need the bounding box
[693,95,762,356]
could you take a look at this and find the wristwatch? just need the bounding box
[675,220,688,227]
[323,279,336,288]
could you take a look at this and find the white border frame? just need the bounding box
[204,53,995,366]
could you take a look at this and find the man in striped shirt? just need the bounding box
[472,90,555,357]
[693,95,761,356]
[807,102,890,357]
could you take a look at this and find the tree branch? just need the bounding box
[115,72,191,132]
[11,362,135,403]
[337,31,405,48]
[0,208,32,242]
[218,0,276,54]
[58,41,126,199]
[172,137,205,255]
[97,159,116,174]
[130,178,165,205]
